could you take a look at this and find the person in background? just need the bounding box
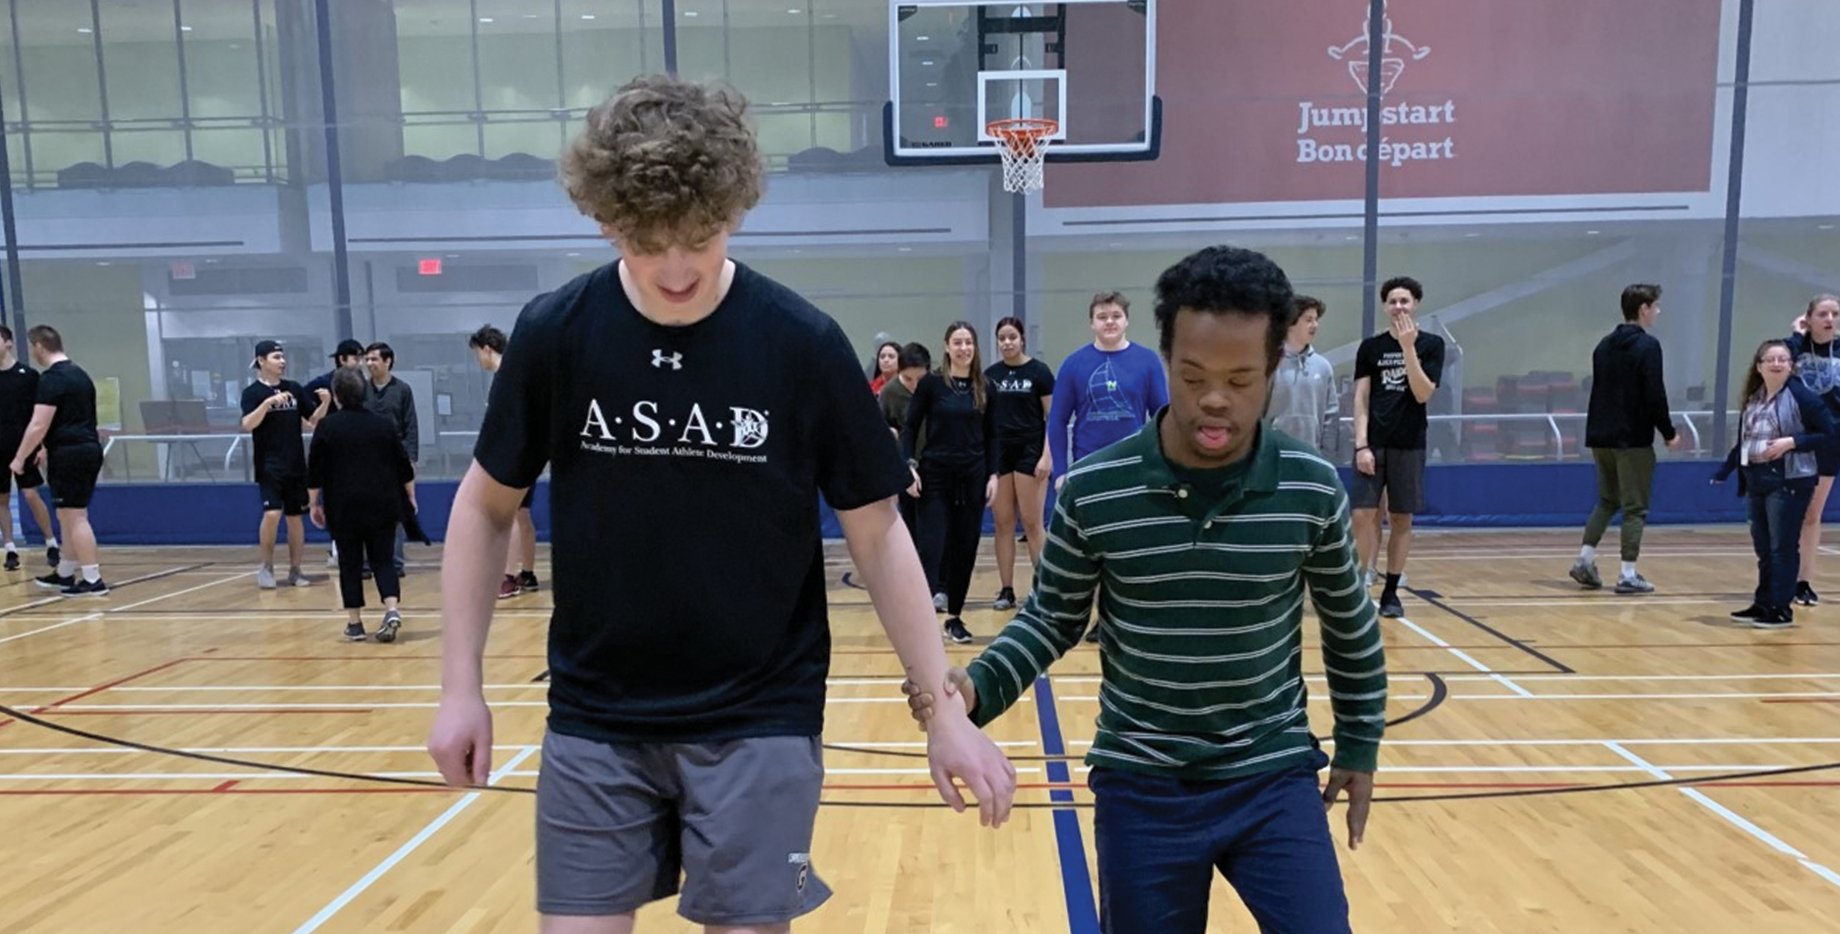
[310,367,415,643]
[470,324,540,599]
[1714,339,1839,629]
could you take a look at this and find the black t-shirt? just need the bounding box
[1354,331,1445,450]
[36,360,99,451]
[903,372,999,476]
[0,361,39,454]
[986,358,1055,446]
[240,379,311,481]
[475,261,909,744]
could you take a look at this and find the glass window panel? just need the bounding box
[180,0,264,119]
[560,1,655,111]
[13,0,104,130]
[476,0,560,120]
[96,1,184,124]
[189,126,265,177]
[397,0,477,117]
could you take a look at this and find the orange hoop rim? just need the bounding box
[986,117,1059,144]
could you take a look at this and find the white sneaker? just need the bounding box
[255,565,278,590]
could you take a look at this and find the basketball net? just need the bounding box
[987,118,1057,194]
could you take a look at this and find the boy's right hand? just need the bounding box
[903,667,977,731]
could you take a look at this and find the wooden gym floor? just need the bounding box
[2,527,1839,933]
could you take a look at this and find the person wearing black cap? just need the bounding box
[241,339,330,589]
[305,338,365,569]
[305,339,366,399]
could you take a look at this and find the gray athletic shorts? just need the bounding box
[1349,446,1427,514]
[535,730,831,925]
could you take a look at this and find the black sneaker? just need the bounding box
[374,610,402,644]
[60,578,109,597]
[1378,592,1404,618]
[992,587,1017,611]
[34,572,74,591]
[3,551,17,572]
[1752,607,1796,630]
[1795,581,1820,606]
[943,617,974,644]
[45,545,59,568]
[518,570,540,592]
[344,621,367,642]
[1730,604,1767,622]
[1084,624,1100,644]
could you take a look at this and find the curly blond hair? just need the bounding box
[560,75,764,253]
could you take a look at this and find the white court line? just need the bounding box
[56,690,1840,711]
[1602,741,1840,891]
[48,696,926,711]
[0,569,251,645]
[1434,598,1728,608]
[3,765,1821,782]
[287,746,539,934]
[11,672,1832,697]
[1438,673,1840,683]
[1388,614,1535,696]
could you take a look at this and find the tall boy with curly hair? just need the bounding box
[426,75,1015,934]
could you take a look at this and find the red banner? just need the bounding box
[1046,0,1722,207]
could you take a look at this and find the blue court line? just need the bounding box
[1031,675,1101,934]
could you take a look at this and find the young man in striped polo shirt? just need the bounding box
[908,245,1386,933]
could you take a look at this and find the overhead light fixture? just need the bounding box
[479,17,493,23]
[788,8,802,13]
[179,25,192,32]
[917,35,930,40]
[685,10,699,15]
[581,13,595,19]
[77,27,92,34]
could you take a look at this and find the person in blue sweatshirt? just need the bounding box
[1047,290,1169,491]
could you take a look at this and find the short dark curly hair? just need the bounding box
[1153,246,1295,373]
[467,324,507,354]
[560,74,764,253]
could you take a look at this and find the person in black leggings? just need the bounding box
[904,321,998,644]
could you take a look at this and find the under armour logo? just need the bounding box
[651,349,683,370]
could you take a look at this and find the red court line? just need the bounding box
[210,780,238,792]
[0,658,190,730]
[36,709,375,717]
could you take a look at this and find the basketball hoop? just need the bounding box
[987,117,1057,193]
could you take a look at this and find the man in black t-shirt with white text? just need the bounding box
[9,325,107,595]
[425,74,1014,931]
[1352,276,1445,619]
[0,325,58,572]
[241,340,329,589]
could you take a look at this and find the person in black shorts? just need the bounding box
[985,315,1054,610]
[0,325,57,572]
[241,340,329,590]
[1351,276,1444,619]
[470,324,540,599]
[9,325,106,595]
[309,368,414,643]
[425,74,1014,934]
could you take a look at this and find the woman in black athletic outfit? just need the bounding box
[985,316,1055,610]
[904,321,997,644]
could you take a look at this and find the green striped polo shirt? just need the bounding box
[966,414,1388,777]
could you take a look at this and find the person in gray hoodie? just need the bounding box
[364,341,418,575]
[1267,295,1338,453]
[1569,284,1682,595]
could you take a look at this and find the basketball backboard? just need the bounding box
[884,0,1160,165]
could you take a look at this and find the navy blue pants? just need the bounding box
[1748,481,1814,611]
[1090,753,1352,934]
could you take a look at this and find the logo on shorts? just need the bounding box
[651,349,683,370]
[788,852,811,892]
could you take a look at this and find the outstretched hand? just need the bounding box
[923,702,1016,828]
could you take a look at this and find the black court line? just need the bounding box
[1406,587,1576,675]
